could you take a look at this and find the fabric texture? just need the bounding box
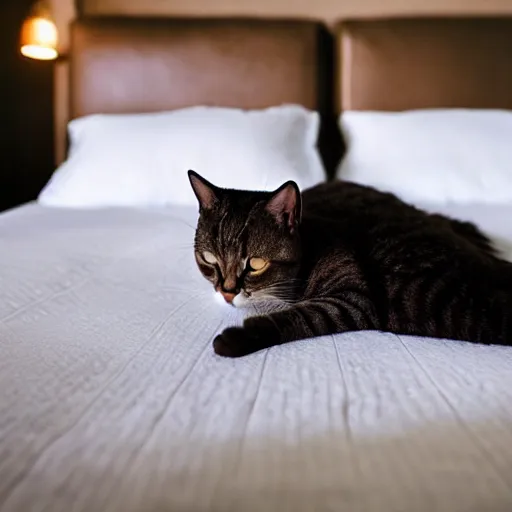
[337,109,512,205]
[39,105,325,208]
[335,18,512,111]
[1,202,512,512]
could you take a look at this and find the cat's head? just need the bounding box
[188,170,302,308]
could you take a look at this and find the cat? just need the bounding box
[188,170,512,358]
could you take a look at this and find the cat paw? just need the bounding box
[213,327,259,358]
[213,318,280,358]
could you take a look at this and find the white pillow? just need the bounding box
[336,109,512,205]
[39,105,325,208]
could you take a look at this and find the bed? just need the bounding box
[2,16,512,512]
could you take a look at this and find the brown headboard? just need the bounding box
[336,17,512,111]
[69,17,330,116]
[65,16,340,172]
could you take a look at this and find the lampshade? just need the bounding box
[20,0,58,61]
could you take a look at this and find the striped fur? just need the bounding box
[190,174,512,358]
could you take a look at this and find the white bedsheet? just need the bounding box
[1,202,512,512]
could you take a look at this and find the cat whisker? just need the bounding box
[252,286,300,303]
[249,298,290,315]
[173,244,196,251]
[257,282,300,290]
[249,293,297,307]
[260,288,299,297]
[262,282,299,289]
[264,278,303,286]
[261,282,303,292]
[257,291,295,300]
[171,218,198,231]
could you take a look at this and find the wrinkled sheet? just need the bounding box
[0,202,511,512]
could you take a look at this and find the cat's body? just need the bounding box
[188,171,512,357]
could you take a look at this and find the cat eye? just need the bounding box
[202,251,218,265]
[248,257,270,276]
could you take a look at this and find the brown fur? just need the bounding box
[189,171,512,357]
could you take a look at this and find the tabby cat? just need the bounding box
[188,170,512,358]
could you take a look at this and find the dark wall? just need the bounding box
[1,0,55,212]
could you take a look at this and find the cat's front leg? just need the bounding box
[213,316,279,358]
[213,295,379,357]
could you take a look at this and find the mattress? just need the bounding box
[1,201,512,512]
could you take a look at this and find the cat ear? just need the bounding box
[265,181,301,232]
[188,170,219,210]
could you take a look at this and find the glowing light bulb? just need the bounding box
[20,3,58,61]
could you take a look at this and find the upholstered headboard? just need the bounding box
[56,15,512,177]
[335,17,512,111]
[60,17,340,172]
[69,17,331,117]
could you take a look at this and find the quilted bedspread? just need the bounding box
[0,202,511,512]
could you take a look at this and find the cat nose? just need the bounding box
[220,291,236,304]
